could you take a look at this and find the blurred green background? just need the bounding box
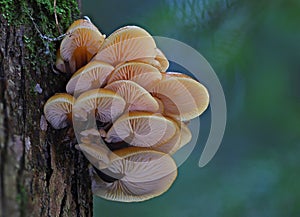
[82,0,300,216]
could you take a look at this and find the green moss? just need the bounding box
[1,0,80,72]
[16,185,27,216]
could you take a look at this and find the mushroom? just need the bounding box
[152,122,192,155]
[150,72,209,121]
[93,26,157,66]
[73,88,126,123]
[107,61,162,91]
[66,60,114,96]
[91,147,177,202]
[105,80,159,112]
[44,93,75,129]
[105,111,178,148]
[60,19,105,73]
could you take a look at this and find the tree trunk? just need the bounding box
[0,1,93,217]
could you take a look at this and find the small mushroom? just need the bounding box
[150,72,209,121]
[107,61,162,91]
[105,111,178,148]
[43,93,75,129]
[73,88,126,123]
[92,147,177,202]
[105,80,159,112]
[93,26,157,66]
[66,60,114,96]
[60,19,105,73]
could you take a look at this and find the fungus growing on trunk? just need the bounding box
[44,18,210,203]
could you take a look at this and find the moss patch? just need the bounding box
[0,0,80,71]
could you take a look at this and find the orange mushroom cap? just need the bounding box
[93,26,157,66]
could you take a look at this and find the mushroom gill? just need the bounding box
[150,72,210,121]
[73,88,126,123]
[60,19,105,73]
[92,147,177,202]
[105,80,159,112]
[44,93,75,129]
[105,111,178,148]
[107,61,162,91]
[66,60,114,96]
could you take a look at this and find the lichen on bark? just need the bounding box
[0,1,93,217]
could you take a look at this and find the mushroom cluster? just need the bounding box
[44,18,209,202]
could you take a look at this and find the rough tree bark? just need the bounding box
[0,1,93,216]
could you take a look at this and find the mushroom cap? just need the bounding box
[107,61,162,91]
[93,26,157,66]
[105,80,159,112]
[67,19,98,30]
[66,61,114,96]
[92,147,177,202]
[152,122,192,155]
[105,111,178,148]
[44,93,75,129]
[73,88,126,123]
[150,72,209,121]
[60,19,105,73]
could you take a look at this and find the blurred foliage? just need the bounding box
[82,0,300,216]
